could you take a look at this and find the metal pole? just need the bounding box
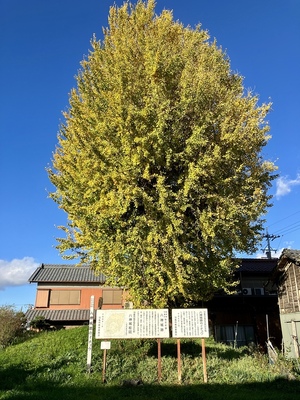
[266,314,270,340]
[234,321,238,349]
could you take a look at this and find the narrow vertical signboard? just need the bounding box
[86,295,95,372]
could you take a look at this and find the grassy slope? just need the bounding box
[0,326,299,400]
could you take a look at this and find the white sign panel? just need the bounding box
[95,309,170,339]
[100,341,111,350]
[172,308,209,338]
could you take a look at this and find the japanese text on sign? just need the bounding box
[171,309,209,338]
[95,309,170,339]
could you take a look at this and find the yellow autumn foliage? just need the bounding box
[49,0,276,307]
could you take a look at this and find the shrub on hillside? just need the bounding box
[0,305,26,348]
[30,316,51,331]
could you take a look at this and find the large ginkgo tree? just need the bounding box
[48,0,276,307]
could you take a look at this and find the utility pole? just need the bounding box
[262,231,280,259]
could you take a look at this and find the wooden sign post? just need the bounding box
[102,348,107,383]
[202,338,208,383]
[101,341,111,383]
[177,339,182,383]
[157,338,162,382]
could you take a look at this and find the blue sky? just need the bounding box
[1,0,299,310]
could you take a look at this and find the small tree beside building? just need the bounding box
[0,305,26,348]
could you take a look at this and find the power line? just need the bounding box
[267,210,300,229]
[279,226,300,236]
[264,210,300,245]
[258,211,300,257]
[273,221,300,236]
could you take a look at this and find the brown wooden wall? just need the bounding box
[278,262,300,314]
[34,287,124,310]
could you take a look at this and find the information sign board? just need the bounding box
[171,308,209,338]
[95,309,170,339]
[100,341,111,350]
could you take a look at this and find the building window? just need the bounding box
[102,289,123,305]
[36,290,50,307]
[50,290,81,305]
[216,325,255,347]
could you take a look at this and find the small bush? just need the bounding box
[30,316,51,331]
[0,305,26,348]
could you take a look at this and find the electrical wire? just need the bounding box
[260,211,300,254]
[267,210,300,229]
[272,220,300,236]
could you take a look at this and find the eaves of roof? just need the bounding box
[25,308,92,322]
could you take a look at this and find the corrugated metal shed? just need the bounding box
[280,313,300,359]
[28,264,106,284]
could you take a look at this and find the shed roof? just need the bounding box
[28,264,106,284]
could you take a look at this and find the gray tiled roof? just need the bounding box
[25,308,92,322]
[29,259,277,284]
[239,258,278,273]
[28,264,106,283]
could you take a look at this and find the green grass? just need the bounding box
[0,326,300,400]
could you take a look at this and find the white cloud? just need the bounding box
[275,174,300,199]
[255,247,284,259]
[0,257,39,290]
